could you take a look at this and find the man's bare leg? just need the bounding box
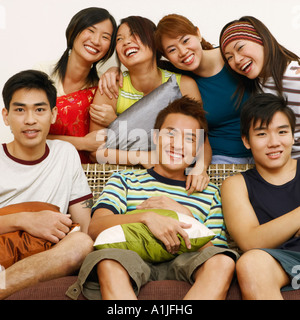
[236,249,290,300]
[0,232,93,300]
[184,254,235,300]
[97,259,137,300]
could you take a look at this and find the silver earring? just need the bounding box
[68,49,72,56]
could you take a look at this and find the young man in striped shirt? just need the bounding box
[72,96,238,300]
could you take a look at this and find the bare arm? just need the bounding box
[221,174,300,252]
[0,210,72,243]
[89,89,118,132]
[179,75,212,192]
[0,214,20,234]
[88,90,119,162]
[47,132,104,154]
[68,198,93,233]
[98,67,123,99]
[185,136,211,194]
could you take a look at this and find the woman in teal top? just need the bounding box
[193,66,251,160]
[155,14,252,164]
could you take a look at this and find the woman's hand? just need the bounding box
[186,167,210,195]
[89,104,117,127]
[98,67,124,99]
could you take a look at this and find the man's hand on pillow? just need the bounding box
[19,211,73,243]
[136,196,193,217]
[141,211,192,255]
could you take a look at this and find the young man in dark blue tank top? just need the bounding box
[221,93,300,299]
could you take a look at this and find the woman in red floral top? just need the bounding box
[36,7,117,163]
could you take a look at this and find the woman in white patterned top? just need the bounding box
[219,15,300,158]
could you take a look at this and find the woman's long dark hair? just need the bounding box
[220,16,300,102]
[53,7,117,87]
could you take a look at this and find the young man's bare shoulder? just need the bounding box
[221,172,245,192]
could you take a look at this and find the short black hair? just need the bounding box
[240,93,295,140]
[2,70,57,111]
[154,96,208,138]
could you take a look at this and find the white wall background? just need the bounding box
[1,0,300,143]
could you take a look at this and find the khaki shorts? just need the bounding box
[66,246,239,300]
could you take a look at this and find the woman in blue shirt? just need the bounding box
[155,14,252,164]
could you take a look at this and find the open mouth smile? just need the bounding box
[241,61,253,73]
[266,151,282,159]
[125,47,139,57]
[166,150,184,162]
[182,54,194,65]
[84,45,100,54]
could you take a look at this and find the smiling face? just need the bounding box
[116,23,154,69]
[153,113,201,180]
[242,111,294,170]
[72,19,114,64]
[2,88,57,160]
[161,30,203,72]
[223,39,265,79]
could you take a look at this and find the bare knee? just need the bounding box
[236,249,288,299]
[203,254,235,275]
[97,260,131,291]
[69,231,93,258]
[97,259,128,282]
[236,249,268,284]
[97,259,115,278]
[55,232,93,272]
[97,259,136,299]
[194,253,236,284]
[190,254,236,300]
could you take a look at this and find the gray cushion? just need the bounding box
[105,74,182,151]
